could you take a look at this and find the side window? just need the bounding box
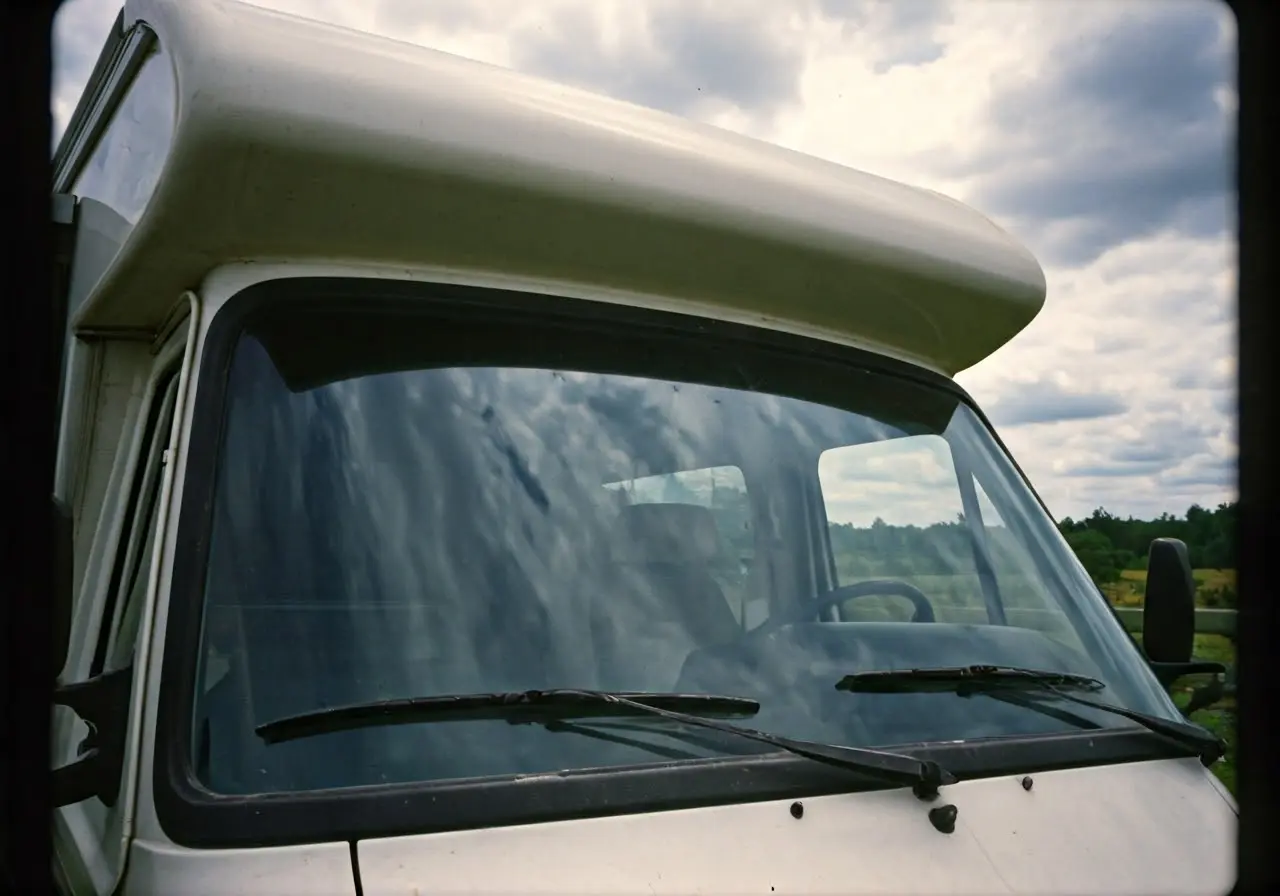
[93,370,180,676]
[819,435,986,623]
[603,465,756,621]
[970,477,1084,649]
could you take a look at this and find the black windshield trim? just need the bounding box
[153,276,1135,849]
[161,725,1197,849]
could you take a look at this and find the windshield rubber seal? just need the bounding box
[152,276,1187,849]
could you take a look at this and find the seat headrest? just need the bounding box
[610,503,722,565]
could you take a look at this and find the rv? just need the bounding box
[50,1,1236,893]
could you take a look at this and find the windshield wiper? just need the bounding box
[837,665,1107,694]
[836,665,1226,766]
[257,688,956,799]
[258,690,760,742]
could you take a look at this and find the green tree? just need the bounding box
[1054,502,1236,574]
[1063,528,1122,585]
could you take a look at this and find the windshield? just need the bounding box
[190,288,1180,797]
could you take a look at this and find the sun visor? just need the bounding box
[236,286,962,447]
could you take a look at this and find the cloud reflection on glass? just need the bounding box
[192,307,1180,796]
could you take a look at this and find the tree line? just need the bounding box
[648,475,1236,597]
[821,502,1237,588]
[1057,503,1236,582]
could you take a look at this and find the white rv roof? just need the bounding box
[67,0,1046,375]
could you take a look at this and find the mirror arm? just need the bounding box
[52,743,109,808]
[1149,659,1230,720]
[52,664,133,807]
[52,495,74,679]
[1148,660,1227,689]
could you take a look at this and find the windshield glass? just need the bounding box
[191,291,1180,796]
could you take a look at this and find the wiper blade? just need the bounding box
[836,665,1226,765]
[257,689,760,744]
[836,664,1106,694]
[257,687,956,799]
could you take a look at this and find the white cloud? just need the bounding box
[52,0,1236,522]
[820,435,964,527]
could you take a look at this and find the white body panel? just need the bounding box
[122,841,355,896]
[116,758,1235,896]
[53,317,195,896]
[354,758,1235,896]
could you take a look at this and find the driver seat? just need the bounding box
[593,503,742,688]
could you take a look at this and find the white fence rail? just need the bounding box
[1112,607,1237,638]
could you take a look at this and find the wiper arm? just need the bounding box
[836,665,1226,765]
[257,687,956,799]
[530,718,761,763]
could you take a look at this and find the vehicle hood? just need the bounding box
[355,756,1236,895]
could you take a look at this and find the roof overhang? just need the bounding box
[64,0,1047,376]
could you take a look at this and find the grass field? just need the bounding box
[1101,568,1237,608]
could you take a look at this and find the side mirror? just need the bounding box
[53,495,73,680]
[1142,537,1224,689]
[51,495,134,808]
[52,665,133,807]
[1142,538,1195,664]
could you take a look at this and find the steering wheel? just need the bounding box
[755,579,937,634]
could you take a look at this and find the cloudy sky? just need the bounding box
[51,0,1237,524]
